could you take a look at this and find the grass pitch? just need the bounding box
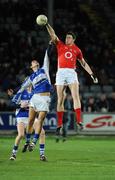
[0,136,115,180]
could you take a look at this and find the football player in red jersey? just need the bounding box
[45,23,98,136]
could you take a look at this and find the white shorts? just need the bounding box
[29,94,50,112]
[56,68,79,85]
[16,117,28,127]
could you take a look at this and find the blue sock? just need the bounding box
[12,145,18,155]
[39,144,45,156]
[26,133,31,143]
[33,134,39,144]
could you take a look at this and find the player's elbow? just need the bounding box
[49,34,57,42]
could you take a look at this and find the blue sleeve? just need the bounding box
[10,102,20,109]
[18,77,32,93]
[12,92,22,105]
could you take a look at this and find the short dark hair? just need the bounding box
[66,32,76,40]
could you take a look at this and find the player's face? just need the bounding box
[65,35,74,45]
[30,60,39,72]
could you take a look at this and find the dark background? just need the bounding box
[0,0,115,112]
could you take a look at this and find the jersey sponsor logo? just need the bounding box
[23,95,28,98]
[65,51,72,59]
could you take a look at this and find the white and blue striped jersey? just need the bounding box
[12,90,33,118]
[18,50,52,94]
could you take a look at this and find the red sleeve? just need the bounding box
[56,40,64,49]
[77,49,83,60]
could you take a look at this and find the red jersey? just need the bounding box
[56,40,83,69]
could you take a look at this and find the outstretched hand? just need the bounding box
[91,74,98,83]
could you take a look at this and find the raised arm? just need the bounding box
[7,88,21,106]
[18,77,32,93]
[12,92,22,105]
[78,58,98,83]
[42,41,55,84]
[45,23,59,43]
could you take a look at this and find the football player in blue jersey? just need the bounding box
[8,86,47,161]
[16,46,53,155]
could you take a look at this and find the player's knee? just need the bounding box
[29,119,34,126]
[72,93,79,101]
[57,93,63,98]
[58,98,63,106]
[18,133,24,139]
[39,116,46,124]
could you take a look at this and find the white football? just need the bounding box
[36,15,48,26]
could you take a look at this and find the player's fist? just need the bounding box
[91,74,98,83]
[7,89,14,96]
[20,101,29,108]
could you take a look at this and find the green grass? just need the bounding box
[0,136,115,180]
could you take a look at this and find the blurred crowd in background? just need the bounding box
[0,0,115,112]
